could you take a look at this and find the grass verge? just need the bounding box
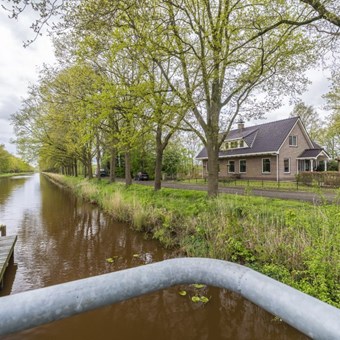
[0,172,34,178]
[44,173,340,308]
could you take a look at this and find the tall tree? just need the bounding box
[6,0,339,195]
[290,101,321,140]
[321,72,340,158]
[104,0,324,196]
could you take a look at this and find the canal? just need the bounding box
[0,174,308,339]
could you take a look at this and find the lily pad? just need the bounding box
[178,290,187,296]
[192,284,206,289]
[199,296,210,303]
[191,296,201,303]
[106,258,114,263]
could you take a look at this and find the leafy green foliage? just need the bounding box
[46,173,340,308]
[0,145,33,174]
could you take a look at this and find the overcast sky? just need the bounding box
[0,6,332,157]
[0,8,55,155]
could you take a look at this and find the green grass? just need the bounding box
[179,178,338,193]
[45,173,340,308]
[0,172,35,178]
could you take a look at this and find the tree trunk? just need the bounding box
[154,146,163,191]
[95,134,101,179]
[74,159,78,177]
[110,147,116,183]
[154,128,163,191]
[87,151,93,179]
[125,151,132,186]
[206,141,219,197]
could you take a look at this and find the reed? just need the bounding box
[43,173,340,308]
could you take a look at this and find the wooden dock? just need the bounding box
[0,235,17,289]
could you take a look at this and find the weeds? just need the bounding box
[44,173,340,308]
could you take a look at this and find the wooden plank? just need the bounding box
[0,235,17,289]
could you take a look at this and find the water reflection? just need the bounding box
[0,174,309,339]
[0,177,29,206]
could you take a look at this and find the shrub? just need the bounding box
[296,171,340,187]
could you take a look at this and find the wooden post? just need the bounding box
[0,225,6,237]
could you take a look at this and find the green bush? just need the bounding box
[296,171,340,187]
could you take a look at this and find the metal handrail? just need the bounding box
[0,258,339,338]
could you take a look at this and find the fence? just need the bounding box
[0,258,339,338]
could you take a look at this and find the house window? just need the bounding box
[240,160,246,173]
[289,135,297,146]
[230,141,238,149]
[228,160,235,173]
[239,140,244,148]
[284,158,290,173]
[262,158,271,173]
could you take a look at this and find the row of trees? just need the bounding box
[9,0,340,196]
[0,145,33,174]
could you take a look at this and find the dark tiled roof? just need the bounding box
[312,141,322,149]
[196,117,300,159]
[298,149,324,158]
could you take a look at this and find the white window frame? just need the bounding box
[289,135,297,147]
[284,158,290,173]
[262,158,271,173]
[228,160,235,173]
[239,159,247,173]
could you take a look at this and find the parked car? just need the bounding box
[134,172,149,181]
[99,169,108,177]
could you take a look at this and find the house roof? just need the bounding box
[298,149,330,159]
[196,116,300,159]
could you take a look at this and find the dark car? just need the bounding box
[99,169,108,177]
[134,172,149,181]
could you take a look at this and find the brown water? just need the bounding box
[0,174,309,340]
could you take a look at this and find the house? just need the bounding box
[196,117,330,181]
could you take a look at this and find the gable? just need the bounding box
[278,118,314,152]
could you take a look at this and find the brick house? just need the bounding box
[196,117,330,181]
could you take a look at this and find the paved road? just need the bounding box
[134,180,338,204]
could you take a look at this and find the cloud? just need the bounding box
[0,6,55,156]
[0,94,21,120]
[0,119,16,154]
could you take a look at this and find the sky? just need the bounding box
[0,7,55,156]
[0,6,332,157]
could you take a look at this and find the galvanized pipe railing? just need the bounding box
[0,258,339,338]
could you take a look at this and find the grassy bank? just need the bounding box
[45,173,340,308]
[0,172,34,178]
[180,178,338,193]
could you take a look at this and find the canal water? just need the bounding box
[0,174,308,339]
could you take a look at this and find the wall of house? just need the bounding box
[201,122,313,181]
[278,122,311,180]
[218,156,278,180]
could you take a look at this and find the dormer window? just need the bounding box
[230,141,238,149]
[222,139,247,151]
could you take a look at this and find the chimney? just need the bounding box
[237,120,245,130]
